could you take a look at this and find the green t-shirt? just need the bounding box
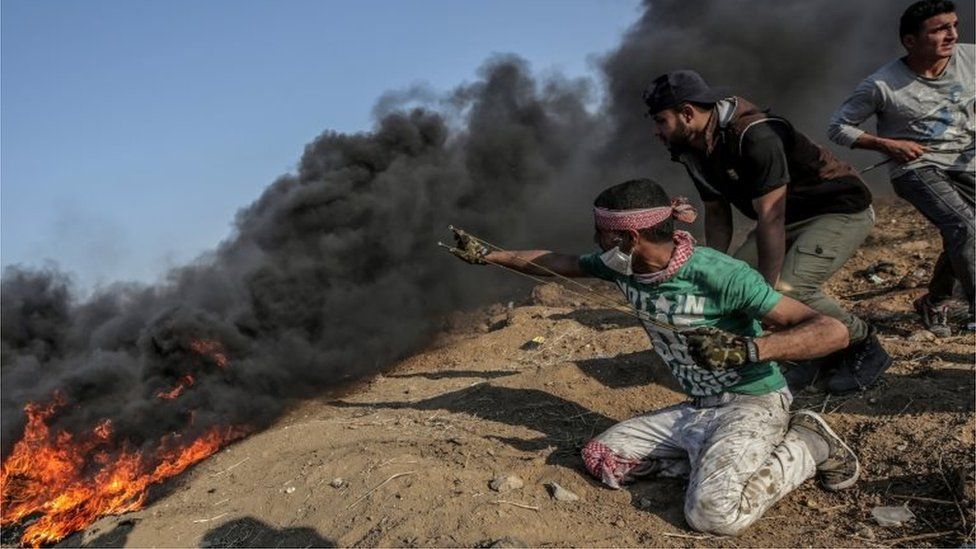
[579,246,786,397]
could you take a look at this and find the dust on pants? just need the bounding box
[581,388,816,536]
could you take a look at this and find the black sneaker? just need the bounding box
[791,410,860,491]
[782,351,841,393]
[826,329,892,395]
[783,360,821,393]
[913,294,952,338]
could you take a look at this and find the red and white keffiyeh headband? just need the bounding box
[593,197,698,231]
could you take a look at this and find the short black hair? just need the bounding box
[593,178,673,243]
[900,0,955,39]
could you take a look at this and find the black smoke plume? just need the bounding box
[3,0,973,460]
[1,56,604,458]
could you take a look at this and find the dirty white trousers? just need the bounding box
[581,388,817,536]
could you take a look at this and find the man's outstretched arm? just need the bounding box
[483,250,585,277]
[754,296,849,362]
[447,228,584,277]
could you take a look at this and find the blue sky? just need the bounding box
[2,0,641,292]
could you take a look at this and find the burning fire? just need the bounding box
[0,338,249,547]
[157,374,195,400]
[188,339,229,370]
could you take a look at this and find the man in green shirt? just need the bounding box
[449,178,859,535]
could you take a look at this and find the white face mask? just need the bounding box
[599,246,633,275]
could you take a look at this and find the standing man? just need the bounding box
[828,0,974,337]
[448,177,859,536]
[643,70,891,395]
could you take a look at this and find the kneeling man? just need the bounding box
[449,178,859,535]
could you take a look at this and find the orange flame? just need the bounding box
[188,338,229,370]
[156,374,195,400]
[0,338,250,547]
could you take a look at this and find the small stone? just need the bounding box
[637,497,653,509]
[855,524,876,540]
[895,442,908,452]
[868,274,885,284]
[611,518,625,527]
[330,477,344,489]
[544,481,580,502]
[868,397,878,405]
[285,486,296,494]
[488,314,509,331]
[907,329,936,342]
[872,505,915,527]
[489,474,524,493]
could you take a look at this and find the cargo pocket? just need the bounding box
[791,244,838,284]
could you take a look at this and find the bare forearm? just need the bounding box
[853,133,926,163]
[852,132,892,153]
[705,224,732,253]
[704,202,732,253]
[755,315,848,362]
[483,250,582,277]
[755,219,785,285]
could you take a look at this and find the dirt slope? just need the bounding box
[58,198,974,548]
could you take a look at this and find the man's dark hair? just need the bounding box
[900,0,955,39]
[593,178,673,243]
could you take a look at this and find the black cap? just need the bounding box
[642,70,728,116]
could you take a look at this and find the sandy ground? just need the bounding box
[37,198,976,547]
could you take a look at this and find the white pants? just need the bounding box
[582,388,816,536]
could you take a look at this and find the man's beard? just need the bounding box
[666,120,693,151]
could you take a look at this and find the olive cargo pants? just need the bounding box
[733,207,874,343]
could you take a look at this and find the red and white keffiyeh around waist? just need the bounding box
[594,197,698,284]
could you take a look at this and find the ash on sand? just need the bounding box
[53,198,974,548]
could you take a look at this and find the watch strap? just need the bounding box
[745,337,760,363]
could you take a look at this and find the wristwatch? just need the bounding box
[744,337,760,363]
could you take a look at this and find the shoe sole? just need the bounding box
[793,410,860,491]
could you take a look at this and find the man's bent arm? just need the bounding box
[827,79,878,147]
[703,200,733,253]
[851,133,926,164]
[754,296,849,362]
[483,250,585,277]
[751,186,787,286]
[828,78,925,163]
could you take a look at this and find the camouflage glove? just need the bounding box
[449,227,489,265]
[683,326,752,371]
